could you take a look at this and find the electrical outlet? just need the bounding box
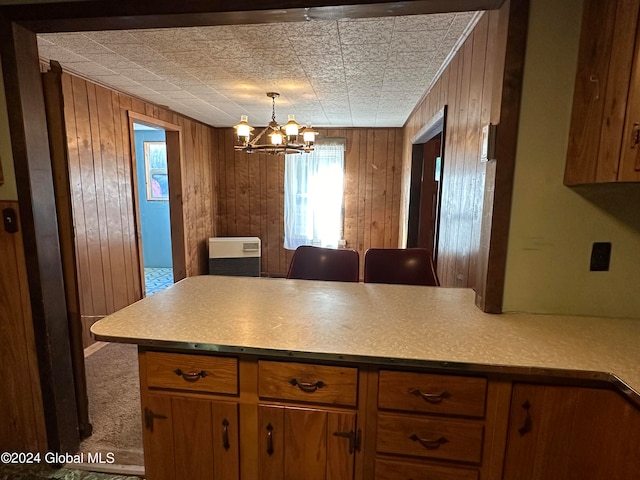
[590,242,611,271]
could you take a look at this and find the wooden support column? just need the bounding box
[475,0,530,313]
[0,16,79,452]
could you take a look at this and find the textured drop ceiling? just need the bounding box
[37,11,480,128]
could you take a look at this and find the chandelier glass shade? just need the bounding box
[234,92,317,155]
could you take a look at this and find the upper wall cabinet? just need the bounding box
[565,0,640,185]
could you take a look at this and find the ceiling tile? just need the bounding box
[91,74,142,88]
[337,18,395,44]
[42,33,114,55]
[38,11,479,128]
[393,13,456,32]
[38,45,88,63]
[341,43,390,63]
[63,61,118,77]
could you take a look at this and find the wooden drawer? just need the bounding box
[378,370,487,417]
[376,413,484,464]
[145,351,238,394]
[375,458,479,480]
[258,360,358,406]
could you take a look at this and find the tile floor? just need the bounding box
[144,267,173,296]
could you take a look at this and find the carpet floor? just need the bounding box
[80,343,144,468]
[0,464,140,479]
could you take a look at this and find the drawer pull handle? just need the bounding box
[173,368,208,382]
[409,388,451,404]
[266,423,274,455]
[518,400,532,436]
[409,433,448,450]
[222,418,230,450]
[632,122,640,148]
[289,378,326,393]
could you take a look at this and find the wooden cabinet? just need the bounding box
[565,0,640,185]
[372,370,494,480]
[139,352,363,480]
[503,383,640,479]
[139,351,240,480]
[257,360,360,480]
[137,349,640,480]
[143,395,240,480]
[258,405,357,480]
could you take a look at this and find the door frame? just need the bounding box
[407,106,447,260]
[127,112,186,289]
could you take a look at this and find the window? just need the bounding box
[284,140,345,250]
[144,141,169,201]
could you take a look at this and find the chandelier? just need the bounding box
[234,92,317,155]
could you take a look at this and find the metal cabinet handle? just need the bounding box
[289,378,326,393]
[333,429,361,454]
[222,418,230,451]
[409,388,451,404]
[518,400,532,436]
[631,122,640,149]
[144,407,167,432]
[409,433,448,449]
[173,368,208,382]
[266,423,274,456]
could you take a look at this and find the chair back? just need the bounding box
[364,248,439,286]
[286,246,360,282]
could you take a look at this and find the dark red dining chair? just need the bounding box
[286,245,360,282]
[363,248,440,286]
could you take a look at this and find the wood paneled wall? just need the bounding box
[402,12,500,290]
[0,200,47,452]
[214,128,403,278]
[59,72,216,345]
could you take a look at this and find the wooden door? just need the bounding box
[142,394,240,480]
[258,405,357,480]
[503,383,640,479]
[417,134,443,261]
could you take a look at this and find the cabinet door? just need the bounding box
[503,384,640,479]
[258,405,357,480]
[142,394,240,480]
[619,0,640,181]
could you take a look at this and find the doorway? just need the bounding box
[132,123,173,296]
[407,106,447,268]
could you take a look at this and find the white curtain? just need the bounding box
[284,141,345,250]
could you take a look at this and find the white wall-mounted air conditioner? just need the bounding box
[208,237,261,277]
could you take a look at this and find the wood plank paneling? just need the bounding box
[59,72,217,345]
[400,1,527,307]
[0,200,47,452]
[214,128,403,278]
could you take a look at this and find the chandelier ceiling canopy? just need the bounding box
[234,92,317,155]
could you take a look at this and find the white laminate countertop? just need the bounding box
[91,275,640,402]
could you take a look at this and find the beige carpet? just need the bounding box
[80,343,144,467]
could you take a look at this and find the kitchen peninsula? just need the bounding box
[92,276,640,480]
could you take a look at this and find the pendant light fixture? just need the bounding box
[234,92,317,155]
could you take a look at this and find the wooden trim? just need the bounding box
[127,111,187,284]
[0,18,79,452]
[475,0,529,313]
[41,61,91,439]
[1,0,506,32]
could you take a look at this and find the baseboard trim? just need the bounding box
[83,341,108,358]
[66,462,145,477]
